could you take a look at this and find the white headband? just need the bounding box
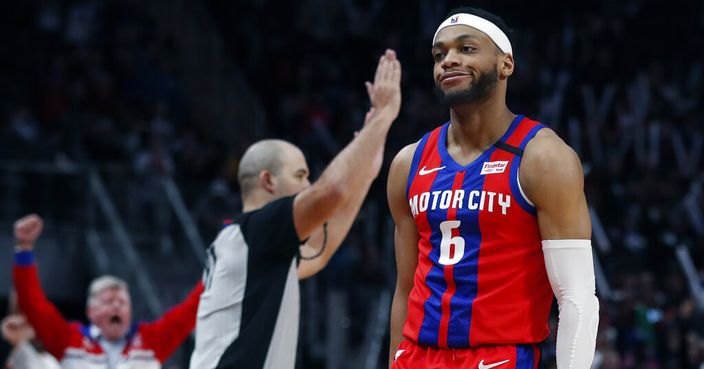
[432,13,512,55]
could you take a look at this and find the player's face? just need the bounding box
[273,145,311,197]
[432,25,501,105]
[86,287,132,341]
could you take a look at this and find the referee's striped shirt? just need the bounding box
[189,196,301,369]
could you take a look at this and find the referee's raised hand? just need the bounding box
[293,49,402,241]
[365,49,402,125]
[14,214,43,251]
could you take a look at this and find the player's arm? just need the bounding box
[11,214,72,360]
[521,130,599,369]
[387,143,419,368]
[293,49,401,241]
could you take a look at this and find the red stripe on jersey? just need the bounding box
[532,345,541,369]
[403,127,443,342]
[503,117,536,147]
[437,171,466,347]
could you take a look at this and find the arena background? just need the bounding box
[0,0,703,368]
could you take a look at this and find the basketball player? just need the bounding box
[387,8,599,369]
[189,49,401,369]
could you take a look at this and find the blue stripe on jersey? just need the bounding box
[516,344,536,369]
[417,169,458,346]
[509,124,546,215]
[446,148,494,347]
[406,131,434,198]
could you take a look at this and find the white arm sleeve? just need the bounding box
[542,239,600,369]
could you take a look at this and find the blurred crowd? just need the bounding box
[212,0,704,367]
[0,0,230,228]
[1,0,704,368]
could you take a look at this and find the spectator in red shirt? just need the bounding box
[11,214,203,369]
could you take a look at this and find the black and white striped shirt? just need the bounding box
[189,196,301,369]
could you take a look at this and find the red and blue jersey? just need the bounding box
[404,115,553,348]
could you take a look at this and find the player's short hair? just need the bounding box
[238,139,286,197]
[444,7,513,44]
[87,275,128,306]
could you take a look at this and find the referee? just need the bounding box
[189,49,402,369]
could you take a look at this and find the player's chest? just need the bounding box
[408,168,514,222]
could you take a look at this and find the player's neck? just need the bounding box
[448,97,514,151]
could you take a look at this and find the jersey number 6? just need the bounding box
[438,220,465,265]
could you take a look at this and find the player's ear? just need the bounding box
[499,53,514,79]
[260,170,276,194]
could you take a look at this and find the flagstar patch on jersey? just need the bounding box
[480,161,508,175]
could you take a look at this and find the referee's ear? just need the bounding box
[260,170,276,194]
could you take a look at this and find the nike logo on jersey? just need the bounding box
[394,349,405,361]
[409,189,511,217]
[480,161,509,175]
[419,165,446,175]
[478,359,510,369]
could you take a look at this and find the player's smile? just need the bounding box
[439,70,472,86]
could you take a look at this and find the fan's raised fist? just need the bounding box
[13,214,44,251]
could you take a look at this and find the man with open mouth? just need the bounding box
[11,214,204,369]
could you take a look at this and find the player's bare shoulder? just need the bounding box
[519,128,585,207]
[387,142,420,215]
[389,142,419,179]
